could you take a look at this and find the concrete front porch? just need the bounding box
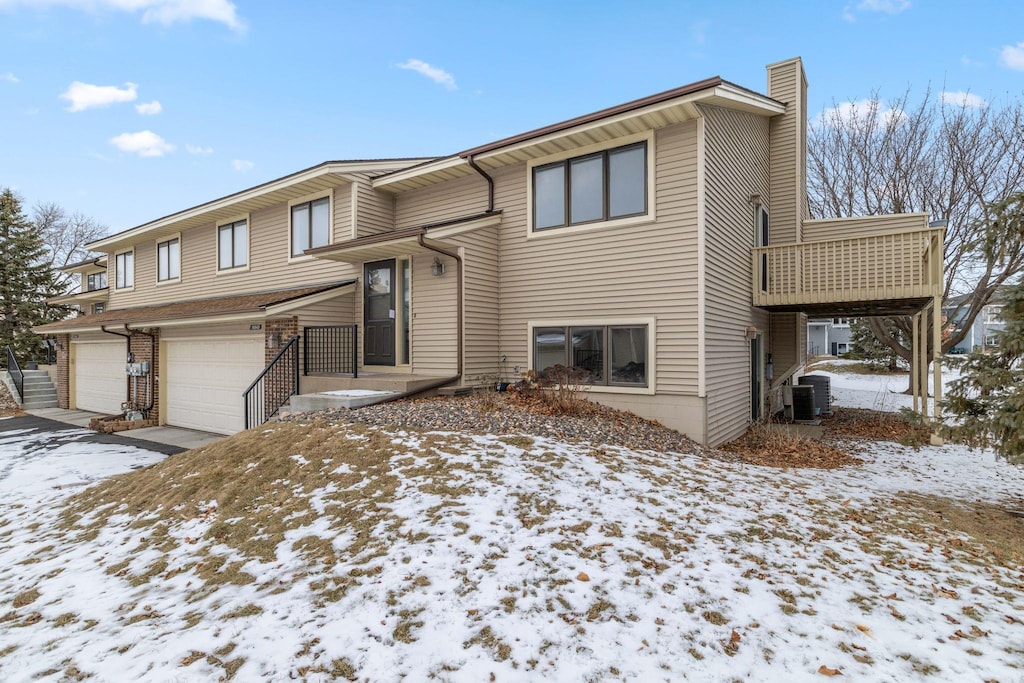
[291,372,456,413]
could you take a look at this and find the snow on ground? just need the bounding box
[806,360,962,414]
[0,371,1022,682]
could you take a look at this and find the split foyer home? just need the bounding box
[35,57,946,445]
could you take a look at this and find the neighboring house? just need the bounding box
[807,318,852,356]
[35,57,945,445]
[944,289,1011,353]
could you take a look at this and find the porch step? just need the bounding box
[12,370,59,409]
[301,373,453,394]
[290,389,400,413]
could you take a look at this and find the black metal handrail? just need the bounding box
[303,325,358,377]
[243,334,300,430]
[5,346,24,402]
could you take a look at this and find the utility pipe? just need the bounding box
[417,233,463,379]
[125,325,156,412]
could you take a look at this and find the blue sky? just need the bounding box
[2,0,1023,234]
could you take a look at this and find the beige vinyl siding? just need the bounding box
[700,104,772,446]
[411,251,458,375]
[395,173,488,230]
[767,58,804,246]
[353,174,395,238]
[769,312,804,381]
[457,225,500,383]
[802,213,929,242]
[107,186,359,310]
[498,120,702,396]
[293,293,357,373]
[392,168,490,378]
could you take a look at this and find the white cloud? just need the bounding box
[961,55,983,68]
[1000,42,1024,71]
[843,0,910,21]
[135,99,162,115]
[1,72,19,83]
[185,144,213,155]
[0,0,245,31]
[109,130,174,157]
[857,0,910,13]
[940,91,986,108]
[60,81,137,112]
[396,59,457,90]
[232,159,254,172]
[815,99,906,129]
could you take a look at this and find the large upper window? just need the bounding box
[533,141,647,231]
[157,237,180,282]
[291,197,330,256]
[86,272,107,291]
[533,324,648,386]
[218,219,248,270]
[115,251,134,289]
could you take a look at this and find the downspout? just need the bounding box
[417,232,463,379]
[465,155,495,213]
[100,324,131,412]
[125,325,156,412]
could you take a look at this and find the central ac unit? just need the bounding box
[786,385,817,422]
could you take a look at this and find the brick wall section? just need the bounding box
[264,317,298,364]
[56,334,70,409]
[263,317,299,420]
[128,328,160,419]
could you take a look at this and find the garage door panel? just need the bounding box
[74,342,126,414]
[165,336,264,435]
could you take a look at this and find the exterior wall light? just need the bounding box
[431,257,445,276]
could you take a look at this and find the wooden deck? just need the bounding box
[752,227,944,316]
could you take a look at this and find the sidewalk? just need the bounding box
[25,408,224,451]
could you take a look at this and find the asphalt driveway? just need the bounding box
[0,414,185,456]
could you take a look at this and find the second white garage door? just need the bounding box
[74,341,126,414]
[164,336,264,434]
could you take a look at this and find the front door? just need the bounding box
[364,259,396,366]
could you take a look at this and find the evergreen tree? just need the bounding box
[0,188,61,361]
[849,318,902,371]
[942,281,1024,464]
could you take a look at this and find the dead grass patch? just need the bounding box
[59,422,407,575]
[891,493,1024,569]
[12,588,40,608]
[824,407,931,447]
[720,424,861,469]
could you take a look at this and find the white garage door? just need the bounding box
[165,336,264,434]
[74,341,126,414]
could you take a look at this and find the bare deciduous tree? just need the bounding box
[808,90,1024,389]
[33,202,108,294]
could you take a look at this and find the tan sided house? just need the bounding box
[36,57,945,444]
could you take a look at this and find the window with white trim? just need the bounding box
[755,205,769,293]
[218,219,248,270]
[533,141,647,231]
[291,196,330,256]
[533,324,648,386]
[92,303,105,315]
[115,251,134,289]
[157,237,180,282]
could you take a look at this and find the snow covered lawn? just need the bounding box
[0,372,1021,682]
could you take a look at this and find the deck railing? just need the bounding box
[752,227,944,308]
[4,346,24,402]
[243,335,299,430]
[303,325,358,377]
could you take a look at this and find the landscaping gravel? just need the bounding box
[282,392,734,461]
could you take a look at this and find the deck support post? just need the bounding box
[911,312,920,413]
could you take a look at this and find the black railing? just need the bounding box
[243,335,300,430]
[303,325,358,378]
[5,346,24,402]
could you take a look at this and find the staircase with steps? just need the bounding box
[2,369,59,409]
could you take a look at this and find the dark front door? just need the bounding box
[364,259,396,366]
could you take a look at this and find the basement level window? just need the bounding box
[533,324,647,386]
